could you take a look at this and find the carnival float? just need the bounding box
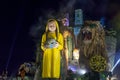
[2,9,118,80]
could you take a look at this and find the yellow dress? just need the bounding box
[41,32,63,78]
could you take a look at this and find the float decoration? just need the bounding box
[44,38,58,48]
[89,55,107,72]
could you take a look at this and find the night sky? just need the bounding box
[0,0,120,76]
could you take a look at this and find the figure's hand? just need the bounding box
[54,42,59,48]
[63,30,69,38]
[44,44,50,48]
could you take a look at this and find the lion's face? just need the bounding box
[81,21,101,45]
[81,26,92,44]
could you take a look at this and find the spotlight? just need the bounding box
[77,69,87,75]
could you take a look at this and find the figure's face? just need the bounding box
[48,21,57,32]
[62,18,69,27]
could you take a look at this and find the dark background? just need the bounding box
[0,0,120,76]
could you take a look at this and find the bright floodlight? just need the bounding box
[77,69,87,75]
